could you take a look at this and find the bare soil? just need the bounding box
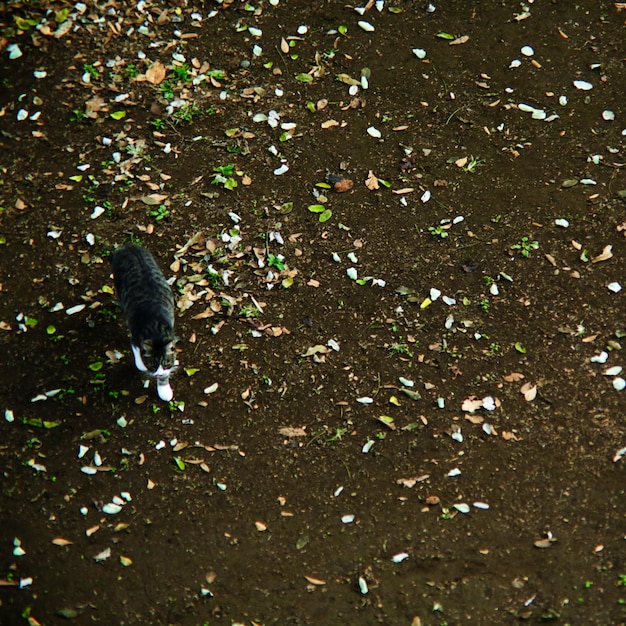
[1,1,625,624]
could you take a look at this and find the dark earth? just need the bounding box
[1,1,626,624]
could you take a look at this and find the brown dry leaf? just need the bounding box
[391,187,415,195]
[86,525,100,537]
[134,395,148,404]
[425,495,440,506]
[15,197,27,210]
[316,99,328,110]
[242,174,252,185]
[501,431,520,441]
[279,426,307,438]
[280,37,289,53]
[392,125,409,131]
[461,396,483,412]
[141,193,168,205]
[365,170,379,190]
[307,278,320,287]
[591,244,613,263]
[85,94,107,119]
[581,334,598,343]
[455,156,469,168]
[334,178,353,192]
[464,414,484,425]
[520,382,537,402]
[544,253,557,267]
[396,475,429,488]
[147,478,156,489]
[301,345,330,357]
[503,372,524,382]
[450,35,470,45]
[146,61,167,85]
[52,537,73,546]
[304,575,326,586]
[255,521,268,532]
[321,119,339,129]
[534,538,554,549]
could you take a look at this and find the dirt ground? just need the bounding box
[1,1,625,624]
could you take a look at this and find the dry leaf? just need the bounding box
[334,178,354,192]
[520,382,537,401]
[52,537,73,546]
[304,575,326,586]
[591,244,613,263]
[365,170,379,190]
[503,372,524,382]
[450,35,470,45]
[279,426,307,438]
[255,521,268,532]
[280,37,289,53]
[321,119,339,129]
[455,156,468,168]
[461,396,483,412]
[391,187,414,194]
[145,61,166,85]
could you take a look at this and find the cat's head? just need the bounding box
[140,338,177,375]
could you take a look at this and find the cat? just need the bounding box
[110,243,177,402]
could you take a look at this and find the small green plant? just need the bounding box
[240,303,260,318]
[618,574,626,586]
[327,427,348,443]
[148,204,170,221]
[70,109,87,122]
[267,254,285,271]
[388,343,413,358]
[160,80,175,101]
[83,63,99,79]
[172,102,201,125]
[511,236,539,258]
[150,118,165,130]
[463,156,485,173]
[480,298,490,313]
[211,164,238,190]
[171,63,191,82]
[124,64,139,78]
[428,225,448,239]
[486,342,501,357]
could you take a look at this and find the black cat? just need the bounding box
[110,243,177,401]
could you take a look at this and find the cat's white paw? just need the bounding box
[157,381,173,402]
[131,344,148,372]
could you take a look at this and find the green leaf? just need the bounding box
[401,389,422,401]
[279,131,291,142]
[378,178,391,188]
[308,204,326,213]
[436,32,455,40]
[55,8,70,23]
[110,111,126,120]
[514,342,526,354]
[173,456,186,471]
[184,368,199,376]
[89,361,104,372]
[46,325,56,335]
[225,128,240,138]
[24,316,38,327]
[280,202,293,214]
[319,209,333,222]
[24,417,61,429]
[306,101,316,113]
[223,177,238,191]
[295,73,313,83]
[338,24,348,35]
[388,6,403,13]
[282,276,294,288]
[0,236,6,245]
[69,175,83,182]
[315,182,332,189]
